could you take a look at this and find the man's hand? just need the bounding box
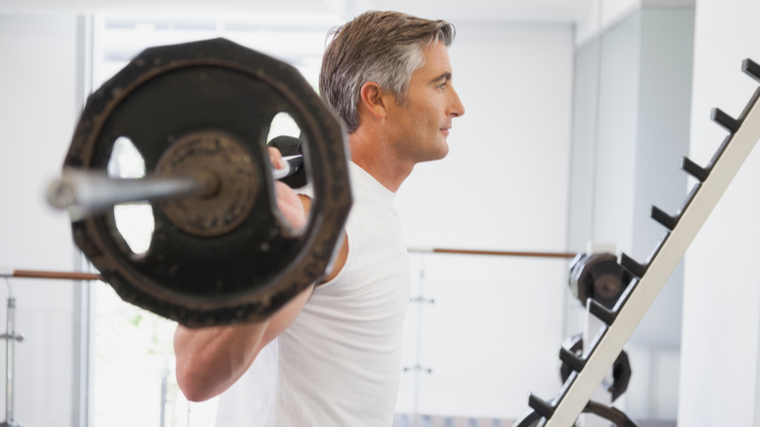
[268,146,307,230]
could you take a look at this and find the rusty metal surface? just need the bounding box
[63,38,352,327]
[155,131,258,237]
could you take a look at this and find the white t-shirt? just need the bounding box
[215,162,411,427]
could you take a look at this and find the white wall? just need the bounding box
[575,0,696,46]
[678,0,760,425]
[0,13,81,427]
[395,22,574,419]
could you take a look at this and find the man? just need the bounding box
[174,10,465,426]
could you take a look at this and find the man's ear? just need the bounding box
[358,81,389,120]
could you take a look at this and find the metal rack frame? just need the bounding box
[517,58,760,427]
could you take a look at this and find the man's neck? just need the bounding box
[348,128,413,193]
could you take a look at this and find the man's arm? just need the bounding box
[174,278,313,402]
[174,153,349,401]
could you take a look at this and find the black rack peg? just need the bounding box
[711,108,740,133]
[528,393,555,419]
[589,299,617,326]
[651,206,677,230]
[619,253,647,278]
[681,157,709,182]
[559,346,586,373]
[743,58,760,83]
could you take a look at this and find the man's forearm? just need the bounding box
[173,282,314,402]
[174,320,269,402]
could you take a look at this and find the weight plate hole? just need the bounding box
[107,136,155,255]
[108,136,146,179]
[266,111,300,142]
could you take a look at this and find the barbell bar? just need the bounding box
[47,150,304,221]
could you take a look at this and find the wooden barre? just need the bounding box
[0,269,103,281]
[1,248,576,282]
[407,247,578,259]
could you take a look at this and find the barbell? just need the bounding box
[50,38,352,328]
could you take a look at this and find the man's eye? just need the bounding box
[437,82,447,89]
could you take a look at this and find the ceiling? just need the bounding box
[0,0,596,23]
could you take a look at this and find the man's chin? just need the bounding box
[437,145,450,160]
[436,140,450,159]
[417,144,449,163]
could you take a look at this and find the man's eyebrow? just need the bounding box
[429,72,452,84]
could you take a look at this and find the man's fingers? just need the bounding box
[267,147,284,169]
[273,181,306,230]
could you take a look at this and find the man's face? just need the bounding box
[386,41,465,163]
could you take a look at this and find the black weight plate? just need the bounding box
[65,38,352,327]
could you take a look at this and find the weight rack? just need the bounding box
[515,58,760,427]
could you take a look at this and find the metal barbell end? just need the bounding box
[743,58,760,83]
[711,108,740,133]
[47,168,216,221]
[681,157,708,181]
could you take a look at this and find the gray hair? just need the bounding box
[320,11,455,133]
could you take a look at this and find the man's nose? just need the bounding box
[449,88,465,117]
